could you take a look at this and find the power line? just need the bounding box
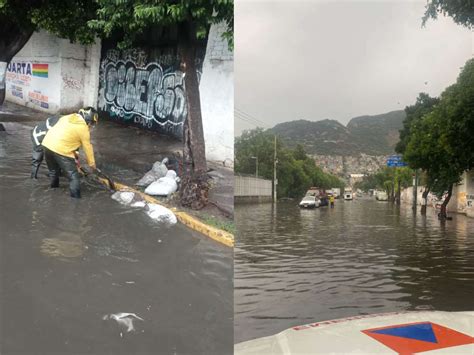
[234,107,268,127]
[234,111,265,127]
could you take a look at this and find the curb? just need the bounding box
[98,177,234,248]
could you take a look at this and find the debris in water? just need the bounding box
[146,203,177,225]
[144,170,178,196]
[102,312,144,333]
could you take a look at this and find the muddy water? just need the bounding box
[234,199,474,343]
[0,122,232,354]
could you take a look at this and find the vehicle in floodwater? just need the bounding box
[375,190,388,201]
[234,311,474,354]
[343,188,353,200]
[331,187,341,199]
[305,187,329,206]
[299,195,320,208]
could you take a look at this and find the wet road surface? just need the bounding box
[0,121,232,354]
[234,199,474,343]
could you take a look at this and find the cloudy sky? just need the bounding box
[235,0,473,135]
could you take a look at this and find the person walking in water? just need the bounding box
[329,194,335,208]
[41,107,98,198]
[30,116,60,179]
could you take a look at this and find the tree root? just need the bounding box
[179,173,210,210]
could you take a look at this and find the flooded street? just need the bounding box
[0,122,232,354]
[234,199,474,343]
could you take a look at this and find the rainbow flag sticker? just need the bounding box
[32,63,48,78]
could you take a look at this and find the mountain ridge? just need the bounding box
[270,110,405,156]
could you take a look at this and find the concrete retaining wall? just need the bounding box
[400,170,474,217]
[5,30,100,113]
[235,175,272,203]
[200,22,234,164]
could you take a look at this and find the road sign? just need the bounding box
[387,161,407,167]
[386,155,407,167]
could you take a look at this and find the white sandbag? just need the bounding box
[144,170,178,196]
[111,191,135,205]
[146,203,177,225]
[130,201,146,208]
[136,158,169,187]
[152,157,169,175]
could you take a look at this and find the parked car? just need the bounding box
[299,195,321,208]
[375,191,388,201]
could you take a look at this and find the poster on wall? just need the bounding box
[5,60,60,112]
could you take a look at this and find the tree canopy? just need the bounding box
[235,128,345,198]
[397,58,474,217]
[89,0,233,49]
[423,0,474,28]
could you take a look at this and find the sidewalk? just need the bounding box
[0,101,233,222]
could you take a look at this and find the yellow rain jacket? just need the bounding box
[42,113,96,167]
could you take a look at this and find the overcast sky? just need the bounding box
[235,0,473,136]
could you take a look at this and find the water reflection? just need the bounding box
[234,199,474,343]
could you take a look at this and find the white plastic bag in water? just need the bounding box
[136,158,169,187]
[144,170,178,196]
[102,312,144,333]
[146,203,177,225]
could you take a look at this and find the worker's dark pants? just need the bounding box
[31,146,44,179]
[44,147,81,198]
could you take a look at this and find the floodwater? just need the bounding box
[0,122,232,354]
[234,198,474,343]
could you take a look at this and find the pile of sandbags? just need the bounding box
[136,157,180,197]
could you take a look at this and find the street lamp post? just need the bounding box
[251,156,258,179]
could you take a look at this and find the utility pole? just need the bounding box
[251,156,258,179]
[413,169,418,211]
[273,135,277,203]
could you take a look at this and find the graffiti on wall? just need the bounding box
[98,48,201,139]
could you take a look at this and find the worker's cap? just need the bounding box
[79,107,99,126]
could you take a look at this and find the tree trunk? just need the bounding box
[439,184,453,220]
[421,187,430,214]
[396,179,401,205]
[177,20,209,209]
[0,17,34,105]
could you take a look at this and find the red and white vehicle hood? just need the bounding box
[235,311,474,354]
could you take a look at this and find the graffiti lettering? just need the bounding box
[102,61,187,132]
[62,75,82,90]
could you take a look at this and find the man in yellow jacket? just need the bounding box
[42,107,98,198]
